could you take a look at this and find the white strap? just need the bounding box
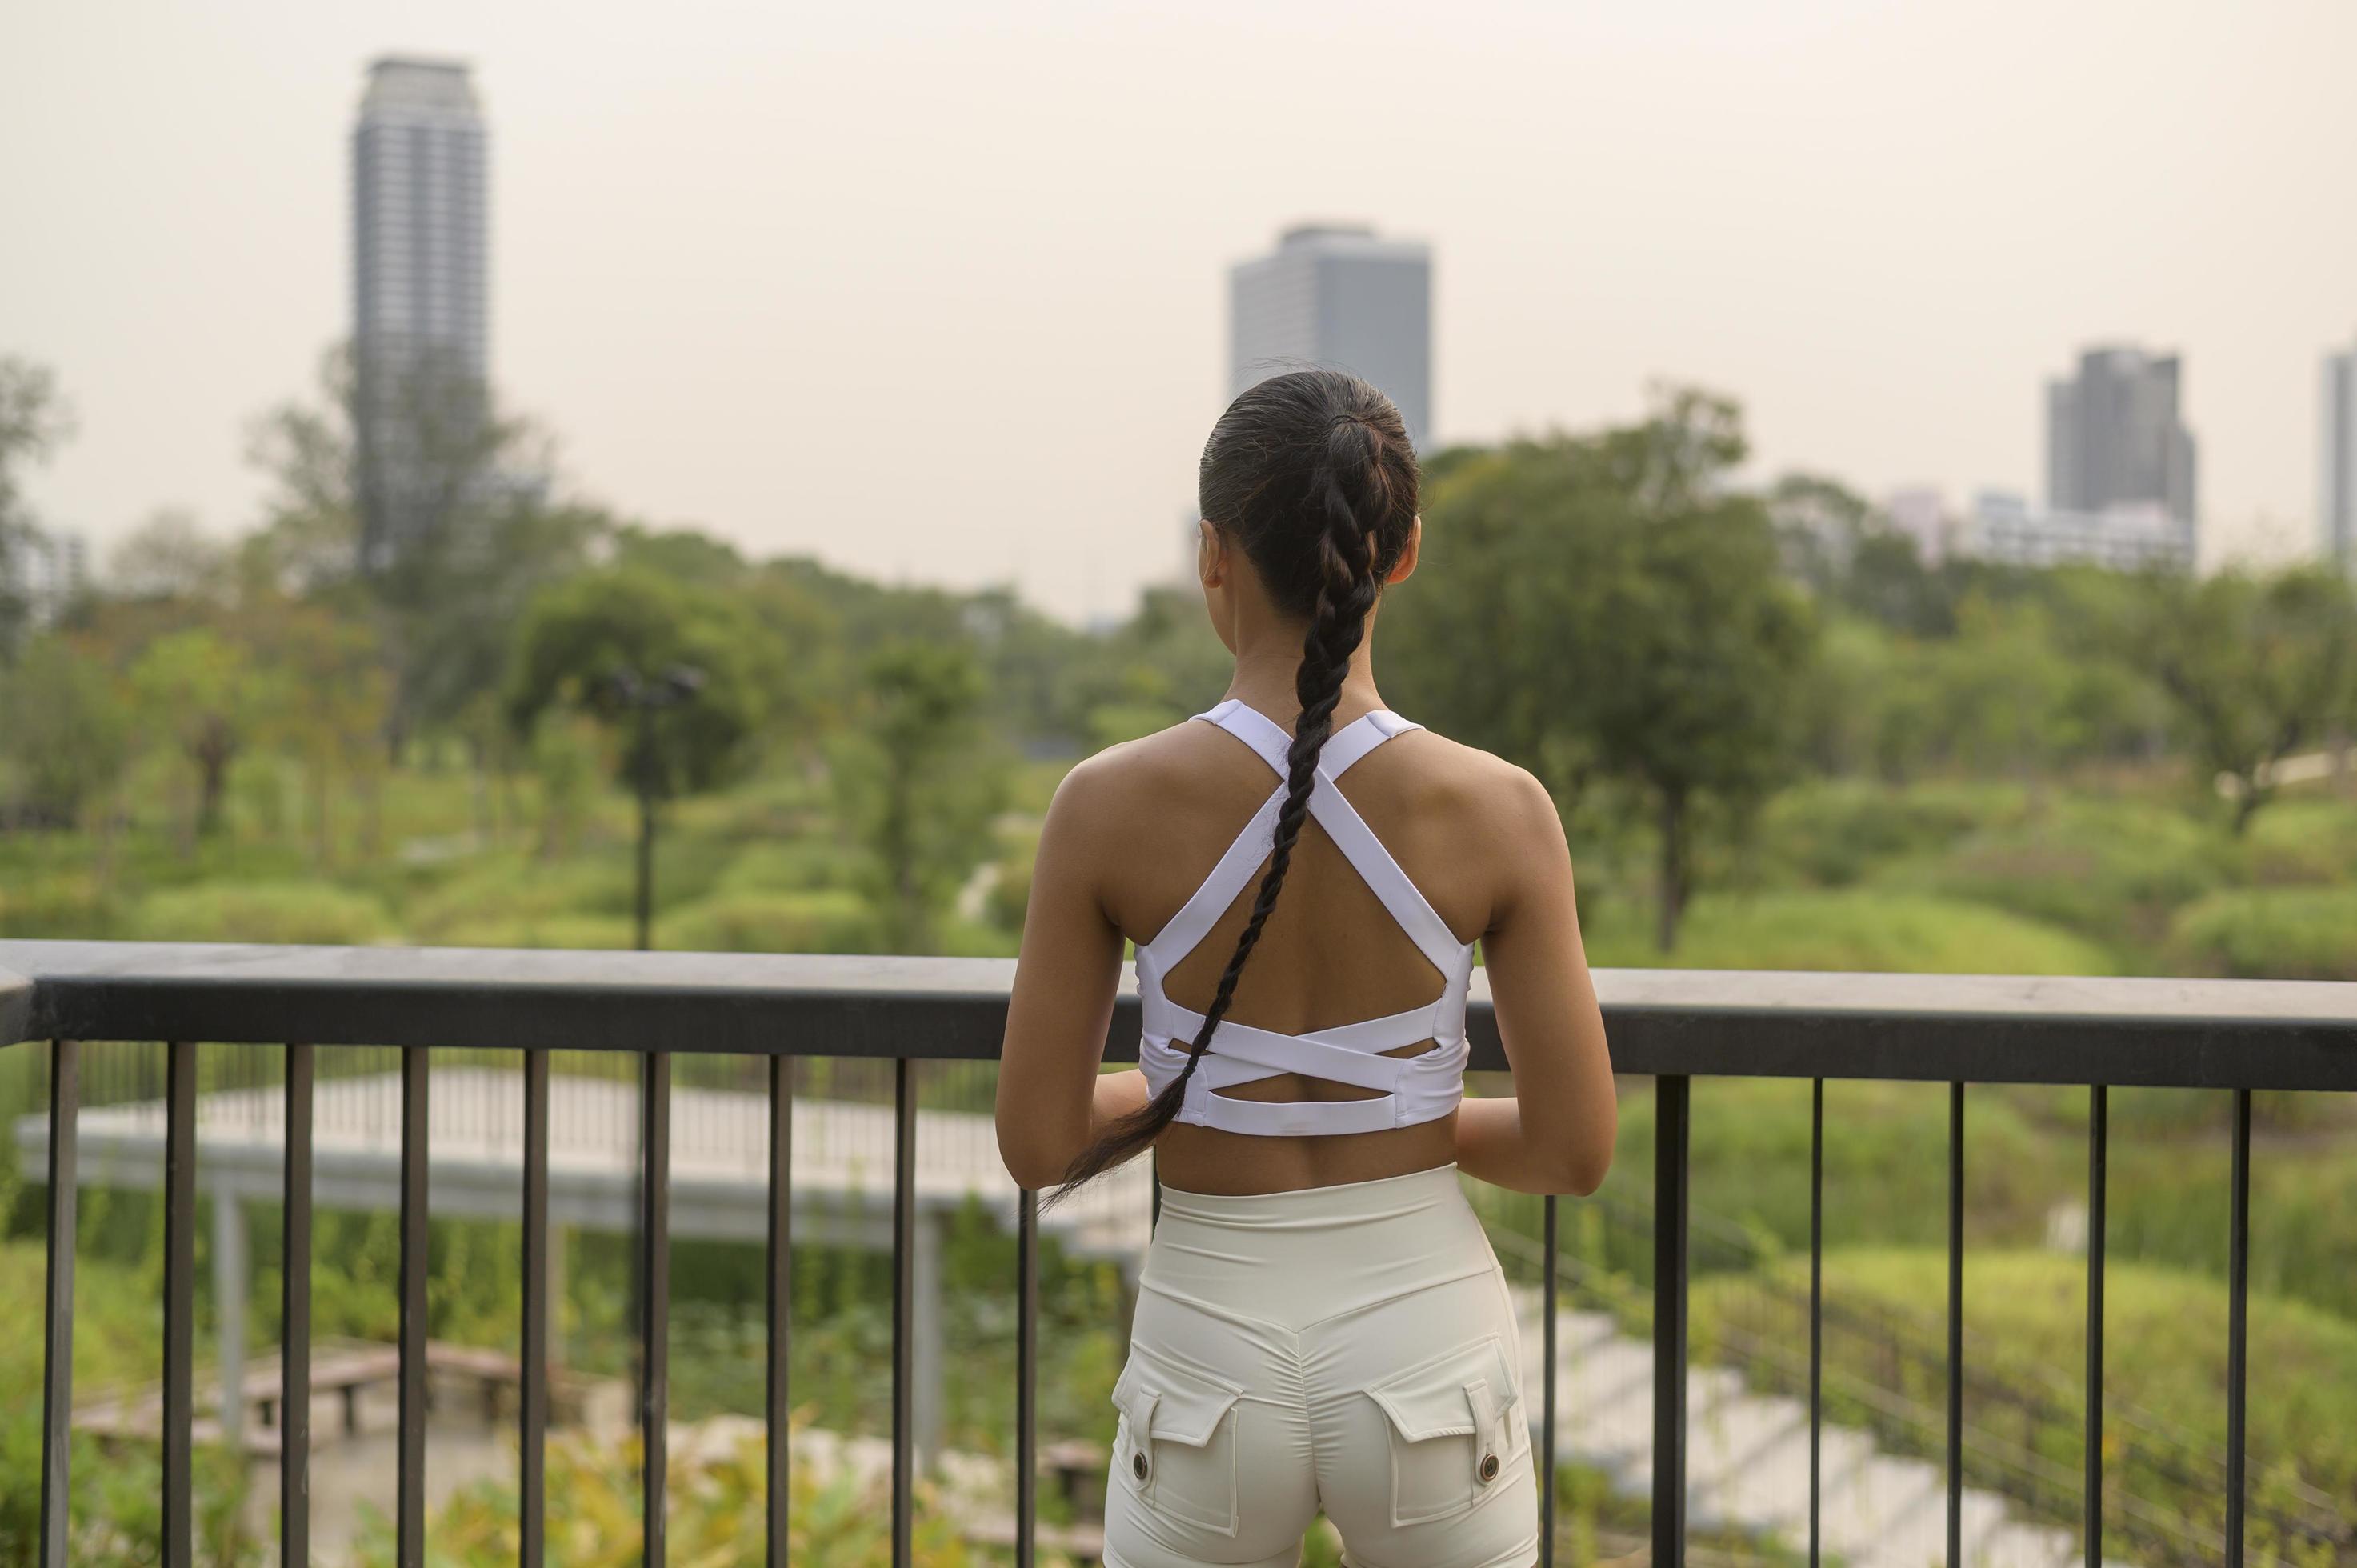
[1298,782,1467,976]
[1189,701,1463,974]
[1138,784,1286,968]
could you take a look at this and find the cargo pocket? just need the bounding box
[1365,1334,1527,1528]
[1110,1346,1247,1535]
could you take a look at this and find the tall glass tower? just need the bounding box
[1228,224,1432,455]
[2323,336,2357,573]
[352,57,488,571]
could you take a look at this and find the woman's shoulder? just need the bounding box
[1383,722,1555,825]
[1040,718,1243,834]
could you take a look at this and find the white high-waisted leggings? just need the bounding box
[1103,1163,1538,1568]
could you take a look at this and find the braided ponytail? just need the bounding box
[1052,374,1417,1197]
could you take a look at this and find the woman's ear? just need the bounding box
[1197,518,1227,588]
[1387,516,1423,585]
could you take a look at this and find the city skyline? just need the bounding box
[1229,223,1434,456]
[5,2,2355,622]
[2324,335,2356,572]
[352,55,489,571]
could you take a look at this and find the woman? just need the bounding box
[997,369,1615,1568]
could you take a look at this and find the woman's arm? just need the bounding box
[1452,767,1616,1195]
[996,758,1136,1190]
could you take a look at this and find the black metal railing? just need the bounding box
[4,941,2355,1568]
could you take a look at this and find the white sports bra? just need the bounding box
[1134,698,1477,1138]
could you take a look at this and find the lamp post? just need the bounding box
[605,664,705,950]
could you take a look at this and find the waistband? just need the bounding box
[1153,1161,1466,1229]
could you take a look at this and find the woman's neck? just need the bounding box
[1223,622,1386,729]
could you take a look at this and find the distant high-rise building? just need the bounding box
[1963,490,2191,573]
[2044,346,2198,560]
[1228,224,1432,454]
[352,57,488,571]
[1883,487,1951,566]
[1,526,88,629]
[2323,335,2357,571]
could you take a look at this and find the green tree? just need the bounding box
[246,598,391,863]
[0,635,133,826]
[0,357,74,654]
[246,343,606,753]
[1390,389,1816,950]
[130,626,260,841]
[2126,567,2357,832]
[834,641,1007,953]
[506,567,774,796]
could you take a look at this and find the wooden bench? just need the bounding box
[75,1340,552,1451]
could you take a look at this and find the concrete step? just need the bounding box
[1704,1418,1880,1535]
[1969,1519,2079,1568]
[1615,1365,1752,1493]
[1819,1453,1943,1563]
[1503,1306,2127,1568]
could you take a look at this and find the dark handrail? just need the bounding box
[5,941,2355,1085]
[6,940,2355,1568]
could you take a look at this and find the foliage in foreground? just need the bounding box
[1693,1249,2357,1565]
[350,1428,982,1568]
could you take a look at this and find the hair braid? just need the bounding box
[1053,412,1397,1198]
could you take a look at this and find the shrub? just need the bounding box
[405,852,638,937]
[0,867,122,938]
[1881,796,2227,947]
[1587,889,2113,975]
[350,1428,979,1568]
[1694,1249,2357,1550]
[2241,797,2357,886]
[2171,886,2357,980]
[127,881,394,946]
[1748,778,2028,888]
[429,913,637,950]
[710,838,867,898]
[664,890,884,955]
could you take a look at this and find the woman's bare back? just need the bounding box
[1084,702,1531,1194]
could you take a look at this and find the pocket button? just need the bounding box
[1133,1450,1150,1482]
[1478,1452,1499,1484]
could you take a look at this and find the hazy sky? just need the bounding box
[7,1,2355,622]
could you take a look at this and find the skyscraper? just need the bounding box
[352,57,488,571]
[2044,346,2198,548]
[1229,224,1432,454]
[2323,335,2357,571]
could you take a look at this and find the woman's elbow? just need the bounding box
[1553,1107,1618,1197]
[1557,1146,1611,1198]
[996,1126,1070,1192]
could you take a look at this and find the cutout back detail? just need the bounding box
[1134,700,1477,1138]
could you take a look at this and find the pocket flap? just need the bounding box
[1111,1348,1243,1449]
[1367,1334,1519,1442]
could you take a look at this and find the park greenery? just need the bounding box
[4,348,2357,1562]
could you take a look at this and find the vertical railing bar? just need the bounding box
[1809,1076,1823,1568]
[282,1044,314,1568]
[521,1048,550,1568]
[2225,1086,2250,1568]
[2084,1082,2105,1566]
[397,1046,428,1568]
[38,1040,80,1568]
[641,1051,672,1568]
[891,1057,917,1568]
[1541,1192,1559,1568]
[766,1054,792,1568]
[1946,1081,1964,1568]
[163,1041,197,1568]
[1016,1186,1039,1568]
[1651,1074,1689,1566]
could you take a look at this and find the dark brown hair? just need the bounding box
[1058,368,1420,1191]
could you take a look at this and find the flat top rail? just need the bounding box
[2,941,2354,1089]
